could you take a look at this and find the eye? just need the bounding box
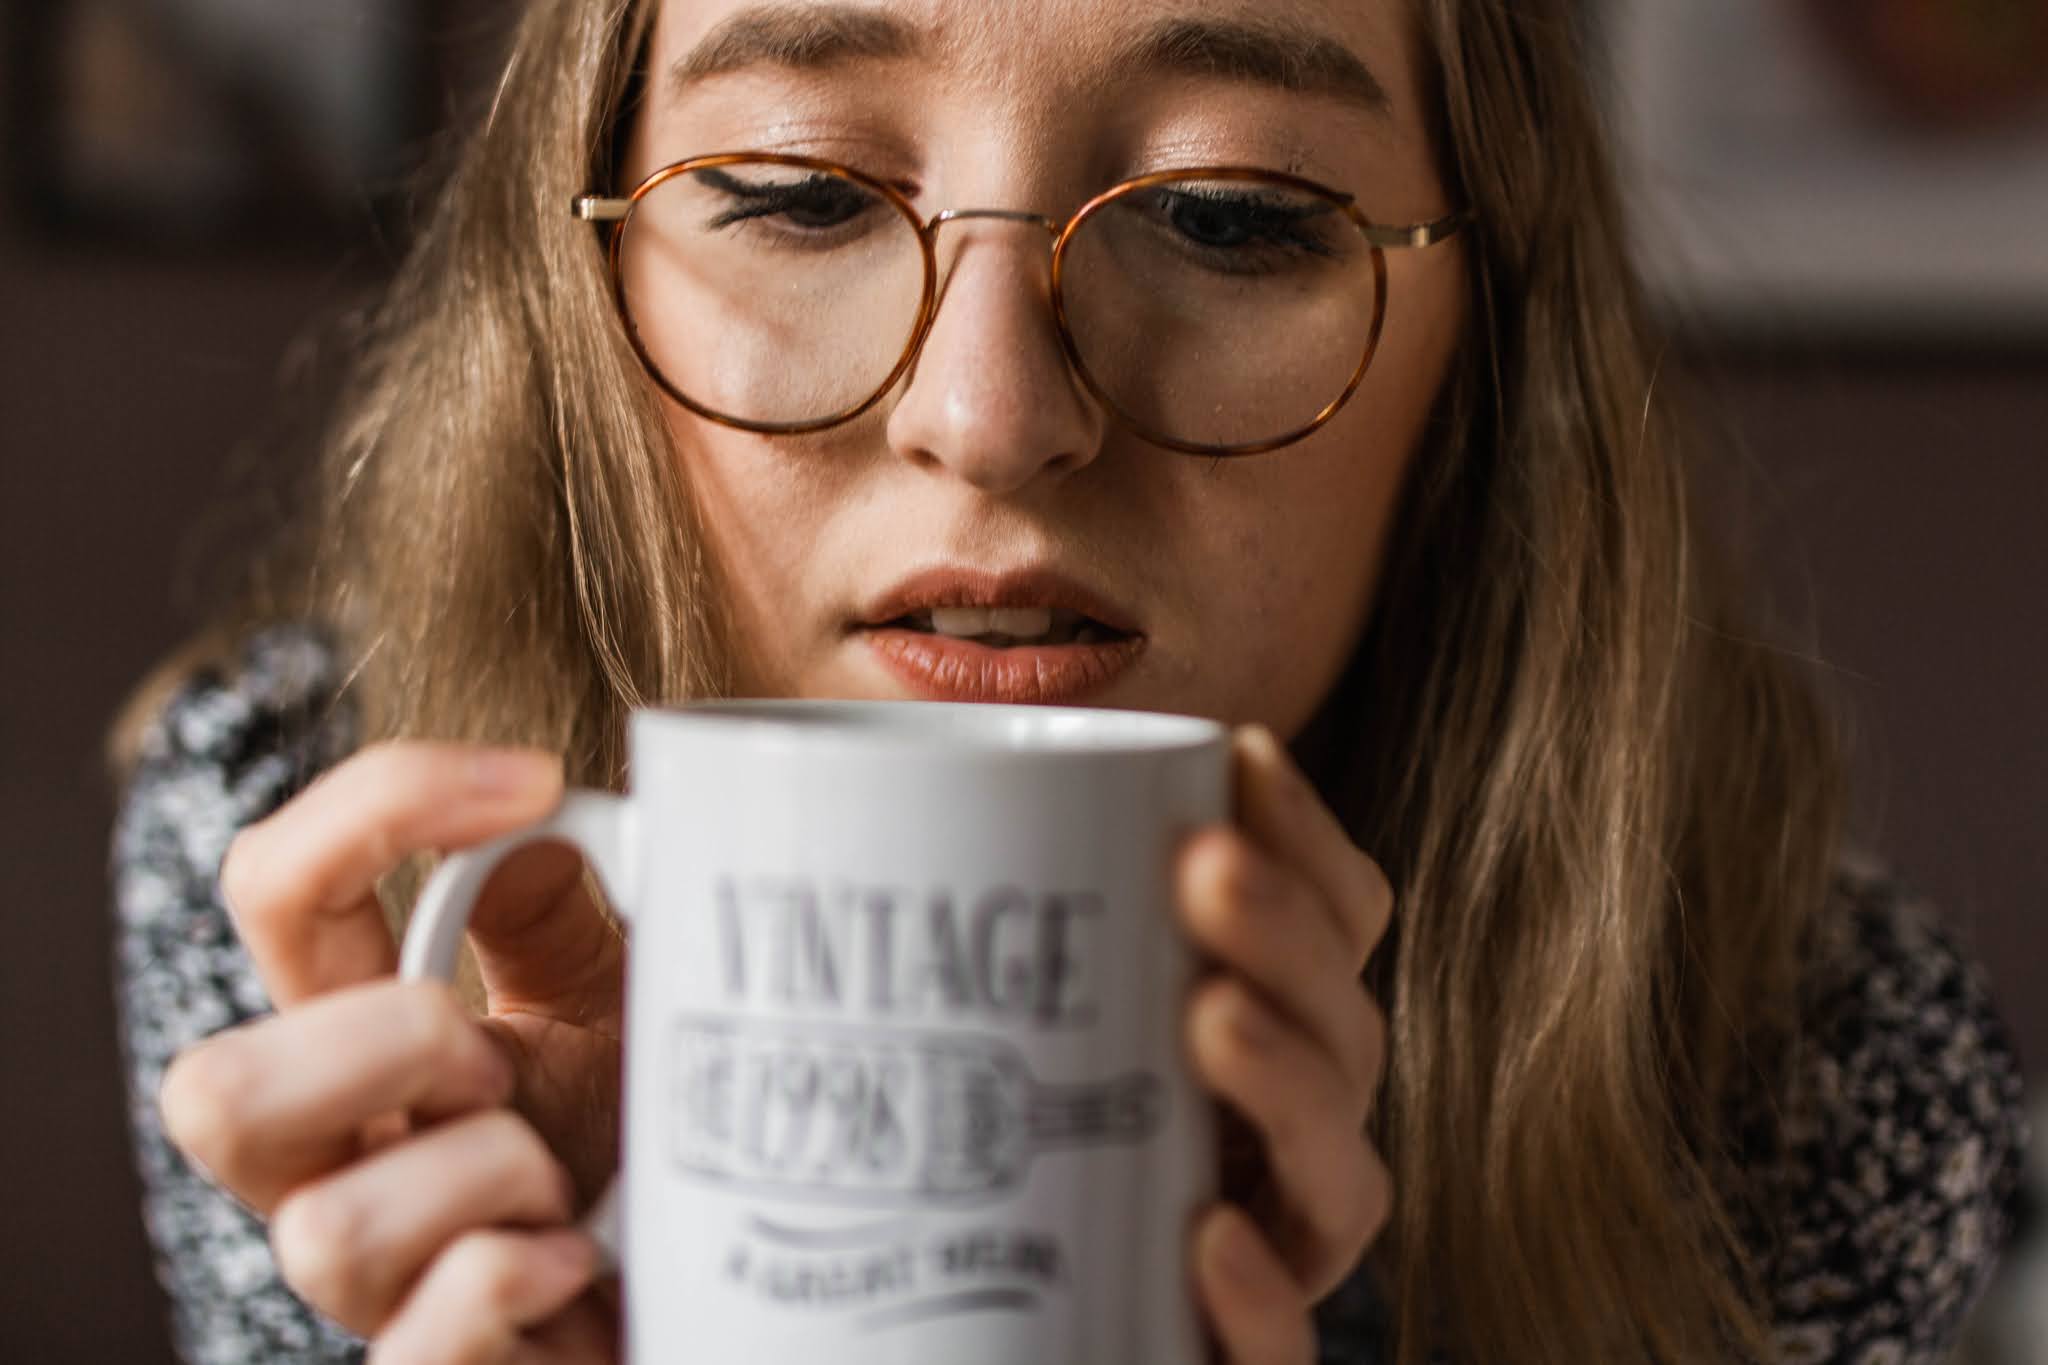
[697,168,882,234]
[1163,191,1260,248]
[1154,186,1340,257]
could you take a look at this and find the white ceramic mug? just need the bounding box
[399,699,1229,1363]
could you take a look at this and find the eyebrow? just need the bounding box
[668,4,923,91]
[668,4,1393,117]
[1121,16,1394,116]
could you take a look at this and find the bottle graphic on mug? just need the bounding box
[668,1018,1164,1203]
[400,700,1228,1362]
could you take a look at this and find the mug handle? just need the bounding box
[397,790,638,1270]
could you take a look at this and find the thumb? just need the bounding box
[458,838,626,1018]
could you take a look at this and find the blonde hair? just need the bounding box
[122,1,1843,1359]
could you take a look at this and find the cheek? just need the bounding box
[1195,454,1405,737]
[1187,273,1460,736]
[662,407,832,691]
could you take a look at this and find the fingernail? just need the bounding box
[468,748,557,796]
[1236,723,1285,765]
[1235,724,1305,801]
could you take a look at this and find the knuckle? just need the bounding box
[443,1232,532,1321]
[399,983,477,1068]
[340,744,438,850]
[1282,1310,1318,1365]
[354,738,427,782]
[477,1112,576,1220]
[1279,772,1324,835]
[1217,981,1271,1053]
[1362,853,1394,915]
[367,1318,485,1365]
[366,1337,430,1365]
[216,827,273,928]
[1347,852,1394,949]
[354,740,467,811]
[1228,836,1298,920]
[1185,833,1279,943]
[1178,828,1233,905]
[1327,1154,1376,1251]
[358,819,403,890]
[1217,831,1270,899]
[1294,1144,1386,1299]
[1341,991,1387,1094]
[1192,979,1252,1057]
[1203,985,1299,1132]
[159,1042,252,1168]
[1356,1147,1394,1244]
[272,1189,373,1319]
[1318,1137,1390,1257]
[1361,994,1387,1068]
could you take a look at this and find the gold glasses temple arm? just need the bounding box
[572,195,633,223]
[1362,210,1469,250]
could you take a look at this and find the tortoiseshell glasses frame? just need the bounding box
[575,152,1467,457]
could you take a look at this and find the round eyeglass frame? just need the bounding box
[575,152,1467,457]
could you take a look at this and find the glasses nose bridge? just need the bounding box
[923,206,1065,243]
[906,205,1076,380]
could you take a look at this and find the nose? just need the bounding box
[884,212,1109,495]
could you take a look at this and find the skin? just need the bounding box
[641,0,1465,734]
[158,2,1463,1361]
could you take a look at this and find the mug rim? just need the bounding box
[632,698,1227,754]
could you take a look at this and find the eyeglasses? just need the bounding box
[575,153,1465,456]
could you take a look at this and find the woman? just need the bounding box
[112,0,2027,1361]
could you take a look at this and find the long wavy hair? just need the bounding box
[122,1,1843,1359]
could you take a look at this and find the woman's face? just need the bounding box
[625,0,1465,740]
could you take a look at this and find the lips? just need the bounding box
[854,567,1141,637]
[852,566,1146,704]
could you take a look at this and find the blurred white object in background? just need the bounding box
[1601,0,2048,343]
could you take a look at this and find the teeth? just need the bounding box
[930,606,995,637]
[928,606,1056,639]
[991,606,1054,637]
[902,604,1120,646]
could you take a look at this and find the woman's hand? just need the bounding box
[156,728,1388,1362]
[158,742,622,1361]
[1179,725,1395,1365]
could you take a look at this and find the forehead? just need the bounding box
[645,0,1425,124]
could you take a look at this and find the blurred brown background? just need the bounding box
[2,3,2043,1360]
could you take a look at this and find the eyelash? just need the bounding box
[690,167,1344,277]
[703,173,876,237]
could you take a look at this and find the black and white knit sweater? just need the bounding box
[111,626,2030,1364]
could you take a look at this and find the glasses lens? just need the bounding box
[617,160,926,428]
[1059,175,1381,451]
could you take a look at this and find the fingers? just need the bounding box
[368,1229,601,1365]
[1231,725,1394,970]
[1179,734,1396,1305]
[1193,1204,1315,1365]
[219,742,564,1006]
[1190,977,1392,1298]
[160,980,515,1214]
[1178,825,1386,1097]
[272,1110,579,1335]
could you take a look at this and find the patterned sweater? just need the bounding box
[111,627,2030,1364]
